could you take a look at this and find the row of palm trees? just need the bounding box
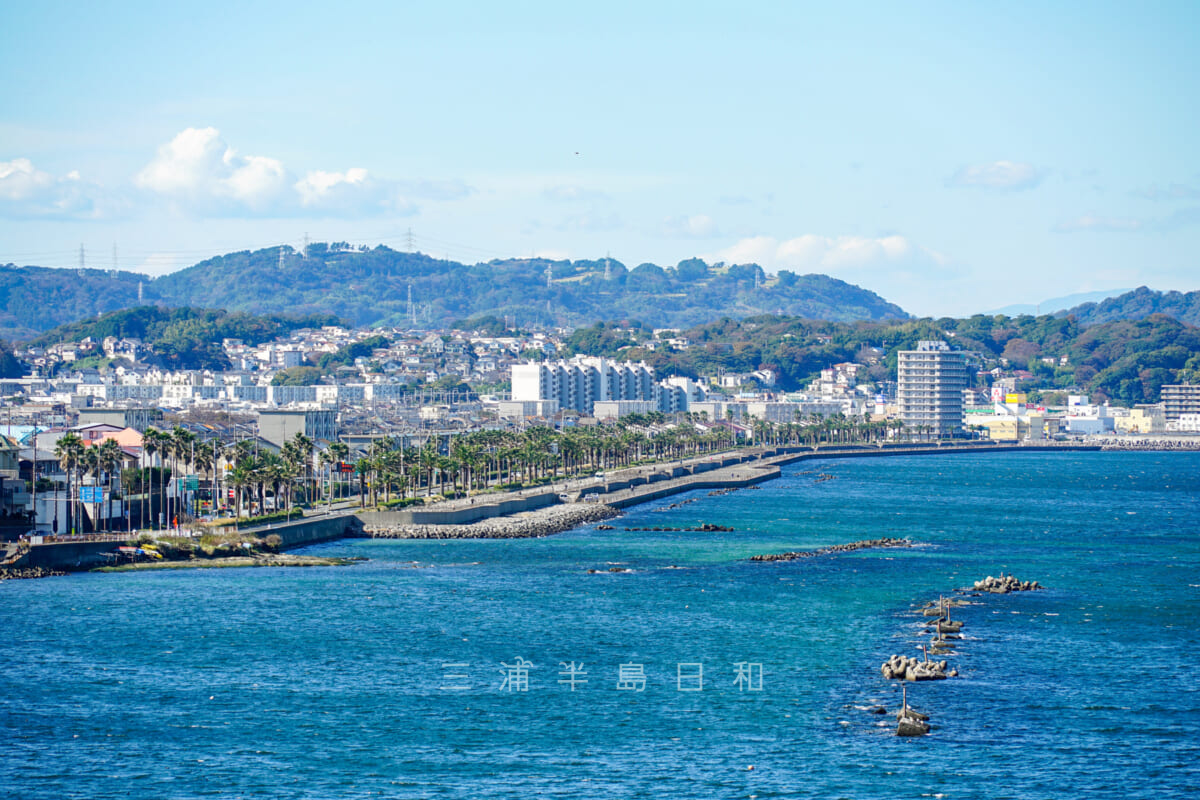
[347,421,742,506]
[224,433,327,518]
[52,433,127,533]
[344,411,949,506]
[49,411,935,532]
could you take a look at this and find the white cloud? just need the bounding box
[661,214,719,238]
[135,127,465,218]
[950,160,1044,191]
[1053,215,1143,233]
[0,157,111,219]
[293,167,413,215]
[709,233,940,272]
[135,127,289,213]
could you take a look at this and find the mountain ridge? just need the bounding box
[1058,286,1200,327]
[1,245,909,339]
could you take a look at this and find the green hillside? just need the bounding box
[1060,286,1200,327]
[607,312,1200,405]
[2,244,908,338]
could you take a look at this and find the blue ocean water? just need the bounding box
[2,451,1198,799]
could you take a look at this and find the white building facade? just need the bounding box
[897,340,968,438]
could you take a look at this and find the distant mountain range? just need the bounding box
[985,289,1132,317]
[0,246,908,340]
[4,244,1197,341]
[1056,286,1200,327]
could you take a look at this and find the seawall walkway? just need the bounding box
[15,441,1108,567]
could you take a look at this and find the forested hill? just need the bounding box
[1,245,907,339]
[0,264,154,340]
[1059,286,1200,327]
[594,312,1200,406]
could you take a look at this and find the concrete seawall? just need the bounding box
[357,491,558,528]
[601,464,779,509]
[259,514,360,549]
[15,442,1108,569]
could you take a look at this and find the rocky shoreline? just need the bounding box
[1,566,67,581]
[361,503,622,539]
[750,537,911,562]
[92,554,360,572]
[1095,437,1200,451]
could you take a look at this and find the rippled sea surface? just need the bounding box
[2,451,1198,799]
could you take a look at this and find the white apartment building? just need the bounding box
[897,340,968,438]
[1162,384,1200,421]
[511,357,656,414]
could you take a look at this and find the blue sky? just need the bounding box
[2,1,1198,317]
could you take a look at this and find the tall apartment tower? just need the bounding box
[1161,383,1200,420]
[897,340,968,438]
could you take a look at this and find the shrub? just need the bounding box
[380,497,424,509]
[237,509,303,527]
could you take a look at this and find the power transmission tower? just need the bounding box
[278,246,286,269]
[407,284,416,326]
[112,243,118,276]
[303,232,309,259]
[406,228,414,253]
[137,281,144,303]
[545,263,553,287]
[604,252,611,281]
[79,243,85,272]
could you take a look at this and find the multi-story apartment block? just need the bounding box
[511,357,657,414]
[1161,384,1200,421]
[897,340,968,438]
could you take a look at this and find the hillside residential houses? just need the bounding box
[2,319,1193,506]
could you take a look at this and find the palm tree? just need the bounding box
[228,462,252,520]
[354,457,371,507]
[209,439,226,516]
[80,446,101,532]
[193,441,216,518]
[328,441,349,501]
[54,433,84,535]
[97,438,124,531]
[141,428,163,529]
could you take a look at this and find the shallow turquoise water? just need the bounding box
[2,451,1198,798]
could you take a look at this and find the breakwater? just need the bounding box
[360,503,621,539]
[10,442,1116,570]
[750,537,911,562]
[873,574,1043,736]
[0,566,66,580]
